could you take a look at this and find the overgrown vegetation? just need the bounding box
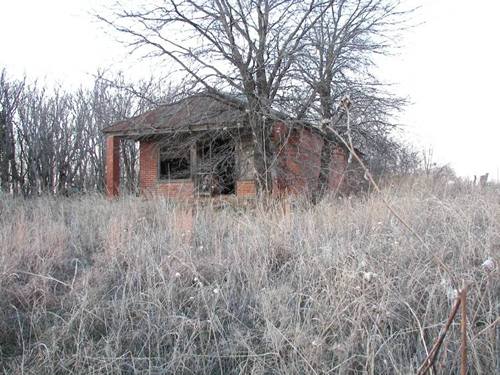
[0,68,420,198]
[0,69,178,195]
[0,178,498,374]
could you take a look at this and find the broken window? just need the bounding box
[159,147,190,180]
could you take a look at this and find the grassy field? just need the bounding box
[0,178,498,374]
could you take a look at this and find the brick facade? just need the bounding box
[103,95,355,200]
[152,181,195,199]
[236,180,257,197]
[107,122,349,200]
[328,147,348,192]
[139,139,195,198]
[272,122,348,196]
[139,140,157,192]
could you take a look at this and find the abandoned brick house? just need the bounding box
[102,94,355,199]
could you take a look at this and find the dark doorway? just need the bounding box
[197,136,236,196]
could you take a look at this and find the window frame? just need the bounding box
[157,146,192,182]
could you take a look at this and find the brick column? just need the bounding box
[139,140,158,194]
[105,135,120,197]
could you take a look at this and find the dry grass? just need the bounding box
[0,178,498,374]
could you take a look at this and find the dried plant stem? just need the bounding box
[473,317,499,338]
[404,302,433,373]
[417,295,462,375]
[460,287,468,375]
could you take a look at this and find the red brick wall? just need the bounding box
[105,136,120,197]
[328,146,348,192]
[139,140,157,191]
[154,180,195,199]
[140,139,258,199]
[139,139,195,198]
[138,130,348,199]
[273,124,323,195]
[236,180,257,197]
[272,122,349,196]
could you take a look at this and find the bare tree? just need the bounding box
[291,0,413,201]
[83,72,167,193]
[0,68,171,196]
[368,139,420,177]
[1,1,416,198]
[98,0,416,197]
[98,0,339,193]
[0,69,24,194]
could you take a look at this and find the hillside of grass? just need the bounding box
[0,178,498,374]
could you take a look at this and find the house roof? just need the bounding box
[102,94,250,137]
[101,93,365,153]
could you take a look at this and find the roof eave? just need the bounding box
[102,121,248,138]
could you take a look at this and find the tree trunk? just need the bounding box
[312,84,336,204]
[0,109,18,194]
[0,110,8,192]
[250,112,274,195]
[312,137,333,204]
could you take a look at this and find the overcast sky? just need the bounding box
[1,0,498,180]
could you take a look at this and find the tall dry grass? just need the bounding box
[0,178,498,374]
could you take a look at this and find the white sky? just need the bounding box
[1,0,499,180]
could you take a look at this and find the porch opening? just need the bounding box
[196,136,236,196]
